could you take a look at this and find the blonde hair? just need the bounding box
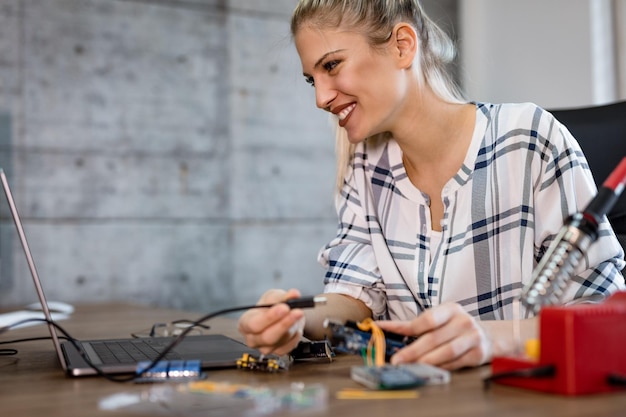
[291,0,466,191]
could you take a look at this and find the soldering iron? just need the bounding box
[519,157,626,315]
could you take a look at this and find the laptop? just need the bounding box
[0,168,259,377]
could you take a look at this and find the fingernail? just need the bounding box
[273,304,289,315]
[391,355,404,365]
[287,317,305,337]
[288,323,301,337]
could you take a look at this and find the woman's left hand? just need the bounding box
[376,302,492,370]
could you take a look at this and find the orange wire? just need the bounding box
[357,318,386,367]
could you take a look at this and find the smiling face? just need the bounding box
[294,25,413,143]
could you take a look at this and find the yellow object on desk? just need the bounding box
[336,388,419,400]
[525,339,541,360]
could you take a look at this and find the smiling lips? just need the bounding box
[333,103,356,127]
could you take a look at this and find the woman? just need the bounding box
[238,0,625,370]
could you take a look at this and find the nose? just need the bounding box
[314,79,335,111]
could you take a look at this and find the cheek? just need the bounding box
[372,75,407,111]
[333,74,357,96]
[359,78,399,115]
[356,62,403,106]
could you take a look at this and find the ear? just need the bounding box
[391,23,417,68]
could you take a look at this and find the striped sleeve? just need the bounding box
[317,162,389,317]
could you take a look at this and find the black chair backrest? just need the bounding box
[549,100,626,258]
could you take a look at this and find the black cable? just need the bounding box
[0,334,72,356]
[482,365,556,390]
[131,320,210,338]
[0,336,71,356]
[1,317,126,381]
[0,296,326,383]
[119,296,324,383]
[607,373,626,387]
[0,336,70,345]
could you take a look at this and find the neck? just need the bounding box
[393,97,475,196]
[394,95,475,175]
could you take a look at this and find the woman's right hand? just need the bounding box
[237,288,306,356]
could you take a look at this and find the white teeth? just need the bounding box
[337,104,355,121]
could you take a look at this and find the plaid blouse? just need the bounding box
[318,102,625,321]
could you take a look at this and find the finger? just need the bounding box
[238,302,290,335]
[259,288,301,305]
[436,328,492,370]
[409,329,481,368]
[239,288,304,334]
[432,345,486,371]
[389,313,476,364]
[243,308,304,349]
[375,320,416,336]
[264,318,305,356]
[378,303,463,337]
[251,288,304,338]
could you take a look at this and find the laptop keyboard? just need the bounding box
[89,339,182,364]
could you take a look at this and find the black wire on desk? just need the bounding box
[0,296,326,383]
[607,374,626,387]
[0,317,128,382]
[0,336,70,356]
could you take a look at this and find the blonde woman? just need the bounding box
[238,0,625,370]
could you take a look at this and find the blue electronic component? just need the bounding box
[135,359,203,383]
[323,319,416,361]
[351,365,428,390]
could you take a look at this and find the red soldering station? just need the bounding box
[490,157,626,396]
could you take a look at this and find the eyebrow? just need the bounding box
[302,49,345,77]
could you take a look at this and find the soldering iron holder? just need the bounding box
[491,291,626,395]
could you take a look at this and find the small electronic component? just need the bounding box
[396,363,451,385]
[134,359,203,383]
[290,340,335,361]
[324,319,416,361]
[185,381,329,413]
[351,363,450,390]
[236,353,290,372]
[351,365,427,390]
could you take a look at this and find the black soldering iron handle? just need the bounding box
[285,296,327,309]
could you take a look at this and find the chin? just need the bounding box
[338,122,375,144]
[346,135,366,144]
[344,128,367,144]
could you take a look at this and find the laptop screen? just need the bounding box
[0,169,68,370]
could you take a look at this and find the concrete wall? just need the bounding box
[0,0,458,313]
[0,0,334,312]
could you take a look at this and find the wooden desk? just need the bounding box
[1,303,625,416]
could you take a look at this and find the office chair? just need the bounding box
[549,100,626,269]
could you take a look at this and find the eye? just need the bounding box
[323,60,340,72]
[304,75,315,87]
